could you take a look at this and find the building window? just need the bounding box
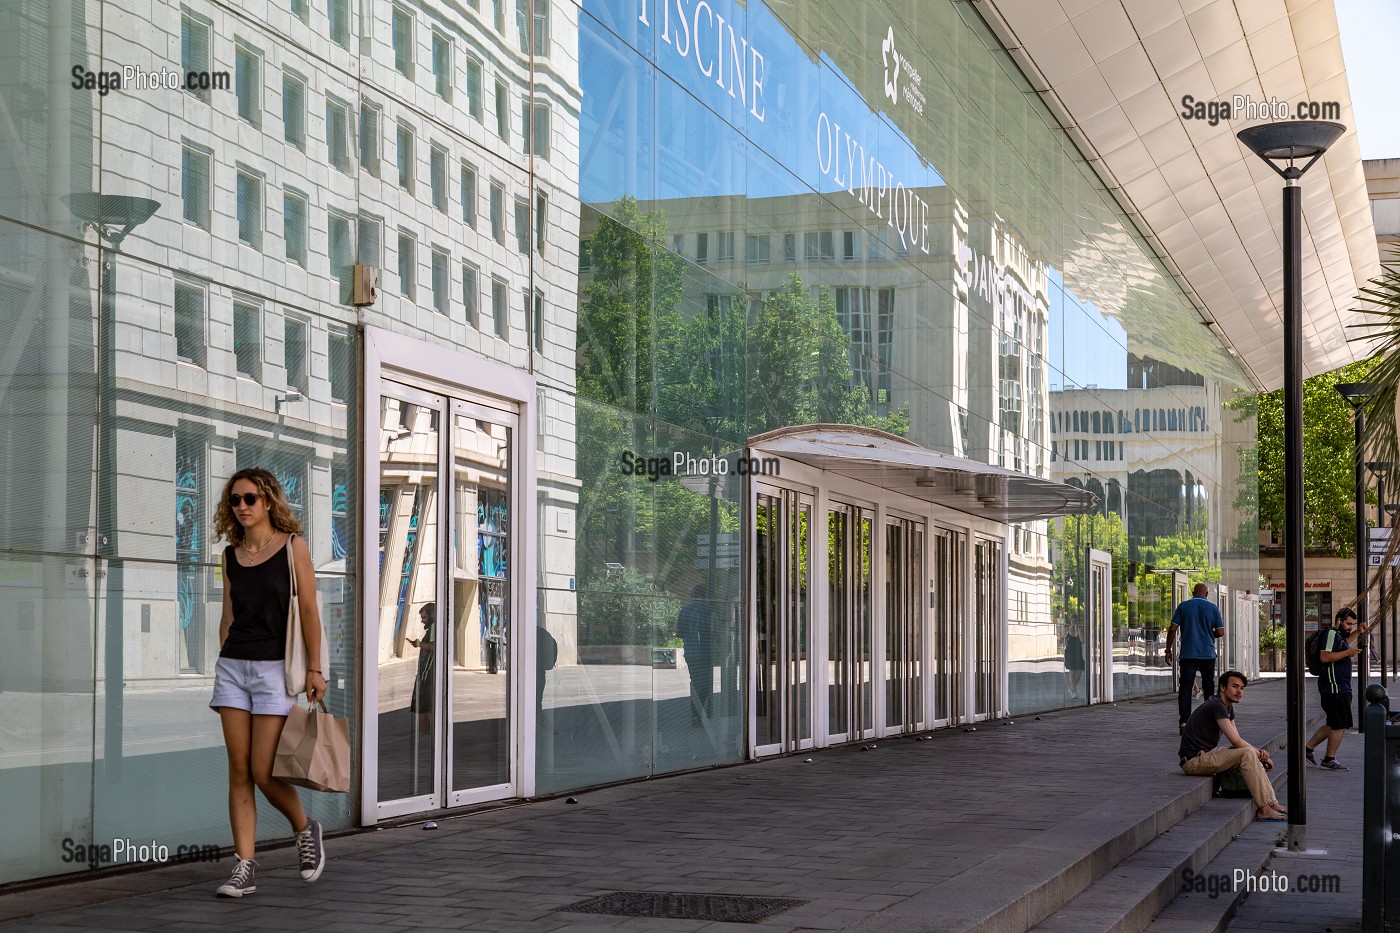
[746,234,770,263]
[329,210,353,302]
[672,234,684,255]
[284,315,309,392]
[430,144,448,212]
[283,190,307,266]
[181,142,212,229]
[514,197,530,254]
[181,11,212,103]
[521,101,550,159]
[783,232,796,262]
[326,96,351,173]
[396,122,414,192]
[819,230,835,261]
[392,6,414,77]
[696,232,708,264]
[236,169,262,250]
[233,300,262,379]
[804,232,818,261]
[462,261,479,328]
[535,192,547,251]
[329,0,351,48]
[493,0,505,32]
[516,0,530,52]
[282,70,306,149]
[579,239,592,271]
[465,56,484,121]
[397,231,416,301]
[534,0,550,55]
[716,231,734,262]
[360,101,381,176]
[357,213,382,267]
[235,43,261,125]
[291,0,309,21]
[495,80,509,140]
[491,276,508,339]
[533,288,544,352]
[461,162,478,227]
[490,181,505,244]
[843,231,858,260]
[431,248,449,314]
[431,31,452,100]
[174,279,207,366]
[329,329,352,402]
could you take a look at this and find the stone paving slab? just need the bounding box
[0,682,1296,933]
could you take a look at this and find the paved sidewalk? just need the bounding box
[1,682,1299,933]
[1224,690,1368,933]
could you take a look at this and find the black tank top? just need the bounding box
[220,538,292,661]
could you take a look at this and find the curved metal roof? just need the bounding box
[748,425,1100,522]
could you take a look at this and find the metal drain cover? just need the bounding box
[559,891,807,923]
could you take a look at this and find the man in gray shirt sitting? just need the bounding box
[1178,670,1286,821]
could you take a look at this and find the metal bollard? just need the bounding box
[1363,683,1389,932]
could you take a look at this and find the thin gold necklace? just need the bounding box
[244,532,277,556]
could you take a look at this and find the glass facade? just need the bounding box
[0,0,1257,884]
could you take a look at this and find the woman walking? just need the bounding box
[209,467,327,896]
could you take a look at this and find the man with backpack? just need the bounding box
[1304,607,1365,771]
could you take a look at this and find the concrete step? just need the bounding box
[1141,817,1282,933]
[1024,769,1286,933]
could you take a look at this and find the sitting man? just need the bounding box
[1178,670,1287,821]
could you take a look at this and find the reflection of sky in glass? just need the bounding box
[581,0,943,204]
[1047,267,1127,392]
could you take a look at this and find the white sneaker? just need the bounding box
[216,858,257,897]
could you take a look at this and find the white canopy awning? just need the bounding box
[747,425,1099,523]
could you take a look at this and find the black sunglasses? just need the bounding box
[227,493,262,508]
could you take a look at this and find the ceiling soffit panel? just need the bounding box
[977,0,1382,390]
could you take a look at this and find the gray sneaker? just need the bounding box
[1320,758,1349,771]
[296,818,325,883]
[216,858,257,897]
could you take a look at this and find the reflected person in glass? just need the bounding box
[409,602,437,736]
[209,468,327,896]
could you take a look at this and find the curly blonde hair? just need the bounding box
[214,467,304,545]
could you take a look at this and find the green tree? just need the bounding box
[1233,356,1379,554]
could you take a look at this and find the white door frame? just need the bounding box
[360,327,538,825]
[1088,547,1113,704]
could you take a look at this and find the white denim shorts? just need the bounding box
[209,657,294,716]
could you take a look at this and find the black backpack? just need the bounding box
[1305,627,1329,677]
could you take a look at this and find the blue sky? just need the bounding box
[1337,0,1400,160]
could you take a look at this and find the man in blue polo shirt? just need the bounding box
[1164,583,1225,731]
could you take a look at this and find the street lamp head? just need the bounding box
[1367,460,1394,476]
[63,193,161,248]
[1236,121,1346,180]
[1336,381,1377,405]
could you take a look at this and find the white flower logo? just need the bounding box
[882,26,900,104]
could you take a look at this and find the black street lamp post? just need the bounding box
[1237,119,1345,852]
[63,193,160,783]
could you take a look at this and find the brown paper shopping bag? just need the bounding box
[273,700,351,793]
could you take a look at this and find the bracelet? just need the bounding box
[308,668,322,674]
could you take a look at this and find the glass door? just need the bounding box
[1088,548,1112,704]
[884,517,925,735]
[375,385,444,811]
[973,538,1002,719]
[447,400,516,805]
[752,485,812,755]
[374,382,518,816]
[827,503,874,743]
